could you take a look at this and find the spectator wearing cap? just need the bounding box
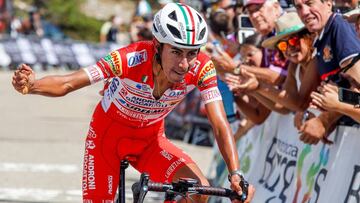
[212,0,289,88]
[229,12,319,115]
[243,0,289,85]
[293,0,360,144]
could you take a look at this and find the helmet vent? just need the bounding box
[153,24,158,33]
[167,24,182,39]
[197,13,203,23]
[198,28,206,40]
[168,11,178,21]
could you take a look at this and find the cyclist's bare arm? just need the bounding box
[205,100,255,203]
[12,64,91,97]
[205,100,239,171]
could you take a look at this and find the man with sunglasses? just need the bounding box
[293,0,360,144]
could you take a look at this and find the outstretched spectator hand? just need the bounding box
[310,82,339,111]
[225,69,259,94]
[211,47,238,73]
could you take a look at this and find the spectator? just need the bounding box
[10,15,21,38]
[294,0,360,144]
[29,7,44,37]
[207,10,241,127]
[343,8,360,38]
[334,0,358,13]
[228,33,272,124]
[158,0,173,8]
[99,15,122,43]
[232,12,319,114]
[311,82,360,123]
[214,0,288,88]
[136,27,153,41]
[353,13,360,38]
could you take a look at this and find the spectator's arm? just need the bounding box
[234,95,271,124]
[241,64,286,86]
[250,91,291,114]
[342,58,360,85]
[256,60,320,112]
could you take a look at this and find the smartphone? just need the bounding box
[238,15,253,29]
[338,87,360,106]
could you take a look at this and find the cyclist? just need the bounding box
[12,3,254,203]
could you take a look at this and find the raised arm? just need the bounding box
[12,64,91,97]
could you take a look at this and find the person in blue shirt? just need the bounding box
[293,0,360,144]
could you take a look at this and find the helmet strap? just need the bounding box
[155,43,164,70]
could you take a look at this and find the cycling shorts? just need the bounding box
[82,103,195,202]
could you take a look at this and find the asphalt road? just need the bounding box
[0,70,213,203]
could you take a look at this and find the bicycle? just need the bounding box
[132,173,249,203]
[115,157,249,203]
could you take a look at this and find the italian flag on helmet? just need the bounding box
[152,3,208,49]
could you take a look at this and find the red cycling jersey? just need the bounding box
[81,41,222,202]
[84,41,222,127]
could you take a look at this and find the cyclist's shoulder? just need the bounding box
[110,41,155,70]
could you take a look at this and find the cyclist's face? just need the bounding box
[161,44,199,83]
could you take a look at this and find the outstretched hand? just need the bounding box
[225,69,259,94]
[12,64,35,95]
[211,48,238,73]
[310,82,339,111]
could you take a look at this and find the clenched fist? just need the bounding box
[12,64,35,94]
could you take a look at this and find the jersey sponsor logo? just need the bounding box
[168,90,186,97]
[201,87,222,104]
[108,78,120,100]
[117,98,167,113]
[124,95,169,108]
[188,60,201,76]
[83,149,96,192]
[136,83,151,92]
[86,140,96,150]
[322,45,333,62]
[87,127,96,138]
[160,150,174,161]
[198,61,216,86]
[155,15,167,38]
[126,49,148,67]
[104,50,122,76]
[86,65,104,84]
[165,158,185,179]
[107,175,113,195]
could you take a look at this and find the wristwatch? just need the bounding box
[228,170,244,182]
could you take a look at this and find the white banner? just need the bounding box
[211,113,360,203]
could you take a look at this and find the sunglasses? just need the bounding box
[276,36,300,52]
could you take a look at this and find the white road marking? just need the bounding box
[0,162,80,173]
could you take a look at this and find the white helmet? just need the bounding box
[152,3,208,49]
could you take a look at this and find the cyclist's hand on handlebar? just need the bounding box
[12,64,35,95]
[229,175,255,203]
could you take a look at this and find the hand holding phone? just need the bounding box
[338,87,360,107]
